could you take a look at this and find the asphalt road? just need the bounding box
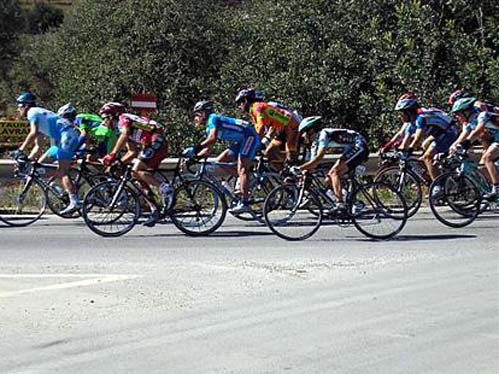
[0,211,498,374]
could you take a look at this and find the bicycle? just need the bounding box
[81,156,227,237]
[0,154,77,226]
[45,150,108,218]
[263,165,408,241]
[184,155,282,223]
[428,148,497,228]
[374,150,432,217]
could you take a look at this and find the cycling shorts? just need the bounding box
[430,125,458,153]
[227,126,261,161]
[137,133,168,169]
[341,142,369,170]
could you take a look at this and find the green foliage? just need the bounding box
[25,2,64,34]
[2,0,498,153]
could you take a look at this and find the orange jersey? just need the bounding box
[249,102,299,136]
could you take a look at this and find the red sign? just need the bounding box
[130,93,157,112]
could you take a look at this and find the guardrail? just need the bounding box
[0,154,382,178]
[0,151,484,179]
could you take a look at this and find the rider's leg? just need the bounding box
[482,144,499,198]
[216,148,238,176]
[327,159,348,203]
[422,146,438,181]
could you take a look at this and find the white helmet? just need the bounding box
[57,103,77,119]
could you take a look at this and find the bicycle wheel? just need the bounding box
[374,166,422,217]
[82,180,140,237]
[45,176,78,219]
[263,184,323,241]
[232,173,282,222]
[429,173,480,228]
[351,182,407,239]
[170,179,227,236]
[0,175,46,227]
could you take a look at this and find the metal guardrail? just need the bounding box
[0,154,381,178]
[0,150,485,179]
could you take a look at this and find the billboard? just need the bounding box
[0,119,29,148]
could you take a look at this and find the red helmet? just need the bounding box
[448,89,470,106]
[99,102,125,118]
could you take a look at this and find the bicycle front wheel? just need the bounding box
[351,182,408,239]
[429,173,480,228]
[263,184,323,241]
[82,180,140,237]
[0,175,46,227]
[374,166,422,218]
[170,180,227,236]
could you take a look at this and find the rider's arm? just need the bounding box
[466,122,485,144]
[19,121,38,155]
[109,127,130,156]
[408,128,423,150]
[198,128,217,157]
[299,147,326,171]
[120,139,138,164]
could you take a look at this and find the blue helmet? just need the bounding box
[394,92,419,111]
[299,116,322,132]
[16,91,37,106]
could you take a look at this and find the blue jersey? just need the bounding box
[26,107,61,140]
[414,107,453,136]
[205,114,253,143]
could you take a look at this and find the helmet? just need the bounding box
[451,97,477,114]
[99,102,124,118]
[235,88,265,104]
[395,92,419,111]
[448,89,470,106]
[15,91,37,106]
[299,116,322,132]
[192,100,215,114]
[57,103,77,118]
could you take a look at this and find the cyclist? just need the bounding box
[187,100,260,214]
[450,97,499,199]
[396,92,458,184]
[235,88,301,165]
[75,112,118,160]
[14,94,82,215]
[100,102,168,226]
[293,116,369,211]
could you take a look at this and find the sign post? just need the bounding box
[130,93,157,118]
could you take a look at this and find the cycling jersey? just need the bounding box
[477,111,499,143]
[249,102,300,136]
[206,114,260,160]
[313,128,368,169]
[75,113,102,131]
[27,107,80,160]
[76,113,118,154]
[413,107,454,137]
[118,113,163,146]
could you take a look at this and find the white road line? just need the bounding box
[0,274,141,298]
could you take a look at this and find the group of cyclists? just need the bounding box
[9,86,499,229]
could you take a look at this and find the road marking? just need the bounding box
[0,274,141,298]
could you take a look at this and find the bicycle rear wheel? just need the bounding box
[170,180,227,236]
[0,175,46,227]
[82,180,140,237]
[263,184,323,241]
[429,173,480,228]
[351,182,407,239]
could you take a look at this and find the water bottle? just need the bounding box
[159,182,174,208]
[221,181,233,194]
[49,181,64,196]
